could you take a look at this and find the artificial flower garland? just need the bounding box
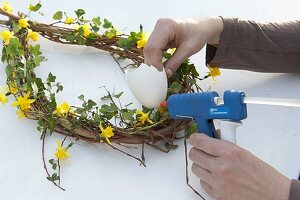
[0,1,220,193]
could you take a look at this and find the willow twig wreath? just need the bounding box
[0,2,220,196]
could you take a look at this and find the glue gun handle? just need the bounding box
[218,121,242,144]
[195,117,216,138]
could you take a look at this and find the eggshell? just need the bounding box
[125,63,168,108]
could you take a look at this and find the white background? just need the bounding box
[0,0,300,200]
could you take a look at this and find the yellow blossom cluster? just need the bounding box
[74,24,91,37]
[136,110,153,124]
[0,30,14,45]
[99,124,114,145]
[0,86,8,106]
[137,32,149,49]
[10,92,35,119]
[1,1,12,14]
[0,3,39,45]
[65,17,75,24]
[207,65,221,81]
[11,92,35,110]
[55,141,70,160]
[54,102,71,116]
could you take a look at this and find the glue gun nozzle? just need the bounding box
[160,101,167,108]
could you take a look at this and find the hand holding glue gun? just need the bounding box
[125,15,300,200]
[126,62,298,199]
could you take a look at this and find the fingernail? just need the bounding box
[166,69,172,78]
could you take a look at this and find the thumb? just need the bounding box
[164,45,191,77]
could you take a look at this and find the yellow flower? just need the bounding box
[136,110,153,125]
[26,29,39,41]
[82,24,91,37]
[6,83,18,95]
[11,92,35,110]
[65,17,75,24]
[54,102,71,116]
[0,86,8,106]
[208,65,221,81]
[170,48,176,55]
[137,32,149,49]
[74,24,80,30]
[0,30,14,45]
[55,141,70,160]
[99,124,114,145]
[16,109,26,119]
[1,2,13,14]
[18,18,29,28]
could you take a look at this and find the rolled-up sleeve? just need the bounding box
[289,179,300,200]
[206,17,300,73]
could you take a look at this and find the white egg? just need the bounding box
[125,63,168,108]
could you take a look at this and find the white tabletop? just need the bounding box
[0,0,300,199]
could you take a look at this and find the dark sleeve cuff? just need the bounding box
[205,44,217,66]
[205,17,300,73]
[289,179,300,200]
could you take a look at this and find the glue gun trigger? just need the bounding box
[213,120,242,144]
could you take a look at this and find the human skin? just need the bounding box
[143,17,291,199]
[143,16,223,77]
[189,133,290,200]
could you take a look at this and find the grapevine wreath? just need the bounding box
[0,1,220,196]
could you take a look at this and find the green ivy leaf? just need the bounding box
[29,2,42,12]
[86,99,97,109]
[75,9,85,18]
[56,84,63,93]
[52,163,57,170]
[122,109,136,121]
[47,176,54,182]
[117,38,134,49]
[91,25,100,32]
[101,94,110,100]
[49,118,57,134]
[78,94,85,101]
[113,92,123,98]
[29,44,42,56]
[99,103,118,120]
[5,64,13,76]
[65,32,75,42]
[185,77,196,84]
[128,32,139,43]
[102,19,112,29]
[12,21,20,33]
[47,72,56,83]
[92,17,101,26]
[186,121,198,138]
[53,11,63,20]
[163,51,172,60]
[169,81,183,94]
[6,38,22,56]
[34,55,46,66]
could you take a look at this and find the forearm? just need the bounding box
[206,17,300,73]
[289,179,300,200]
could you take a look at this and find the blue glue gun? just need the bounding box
[163,90,247,140]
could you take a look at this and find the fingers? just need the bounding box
[144,18,177,70]
[164,44,191,77]
[189,147,216,171]
[189,133,229,156]
[200,180,214,196]
[191,163,212,184]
